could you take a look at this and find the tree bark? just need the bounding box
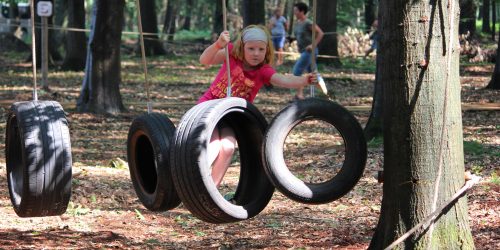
[487,28,500,89]
[482,0,491,33]
[139,0,166,55]
[77,0,126,114]
[369,0,474,249]
[163,0,177,42]
[316,0,341,66]
[242,0,265,26]
[364,54,383,140]
[182,0,194,30]
[61,0,86,71]
[364,0,376,32]
[459,0,476,36]
[492,0,496,40]
[34,0,62,67]
[212,0,223,39]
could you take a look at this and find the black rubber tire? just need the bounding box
[5,101,72,217]
[263,98,367,204]
[127,113,181,211]
[170,97,274,223]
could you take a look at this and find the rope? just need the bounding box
[384,174,481,250]
[29,0,37,101]
[310,0,317,97]
[427,0,457,245]
[135,0,152,113]
[222,0,231,97]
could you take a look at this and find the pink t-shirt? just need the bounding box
[198,43,276,103]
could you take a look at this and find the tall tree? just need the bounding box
[242,0,265,26]
[34,0,62,66]
[316,0,341,66]
[482,0,491,33]
[370,0,474,249]
[364,0,376,32]
[458,0,477,36]
[77,0,126,114]
[364,55,383,140]
[486,28,500,89]
[212,0,223,39]
[61,0,87,71]
[163,0,177,42]
[139,0,166,55]
[182,0,195,30]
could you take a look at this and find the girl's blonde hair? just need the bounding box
[231,25,275,66]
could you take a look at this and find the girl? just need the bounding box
[198,25,316,187]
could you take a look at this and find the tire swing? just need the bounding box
[169,0,274,223]
[262,0,367,204]
[126,0,180,211]
[5,0,72,217]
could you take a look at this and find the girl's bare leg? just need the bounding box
[208,125,236,187]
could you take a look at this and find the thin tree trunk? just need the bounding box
[163,0,177,41]
[139,0,166,55]
[492,0,496,40]
[77,0,126,114]
[316,0,341,67]
[34,0,62,67]
[487,28,500,89]
[369,0,474,248]
[459,0,477,36]
[61,0,86,71]
[242,0,265,26]
[182,0,194,30]
[364,0,376,32]
[483,0,491,33]
[364,54,383,140]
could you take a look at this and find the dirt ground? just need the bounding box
[0,47,498,249]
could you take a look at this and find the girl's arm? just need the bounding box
[199,31,230,65]
[270,73,315,89]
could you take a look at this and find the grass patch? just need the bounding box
[368,136,383,148]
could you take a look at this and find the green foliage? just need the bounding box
[367,136,383,148]
[490,172,500,185]
[174,30,211,41]
[464,140,487,156]
[341,57,377,72]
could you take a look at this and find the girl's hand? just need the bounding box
[216,31,230,49]
[306,73,318,85]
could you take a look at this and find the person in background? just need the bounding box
[365,19,379,57]
[291,2,324,101]
[198,25,318,187]
[268,7,289,66]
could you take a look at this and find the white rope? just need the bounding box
[384,175,481,250]
[135,0,152,113]
[29,0,37,101]
[222,0,231,97]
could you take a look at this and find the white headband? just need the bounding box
[242,27,268,44]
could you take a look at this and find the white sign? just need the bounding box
[37,1,53,17]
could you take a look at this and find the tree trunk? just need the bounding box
[316,0,341,66]
[77,0,126,114]
[492,0,496,40]
[61,0,86,71]
[34,0,62,67]
[369,0,474,249]
[212,0,223,37]
[139,0,166,55]
[242,0,265,26]
[364,0,376,32]
[459,0,477,36]
[163,0,177,41]
[364,54,383,140]
[482,0,491,33]
[182,0,194,30]
[487,28,500,89]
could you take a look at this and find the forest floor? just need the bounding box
[0,45,498,249]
